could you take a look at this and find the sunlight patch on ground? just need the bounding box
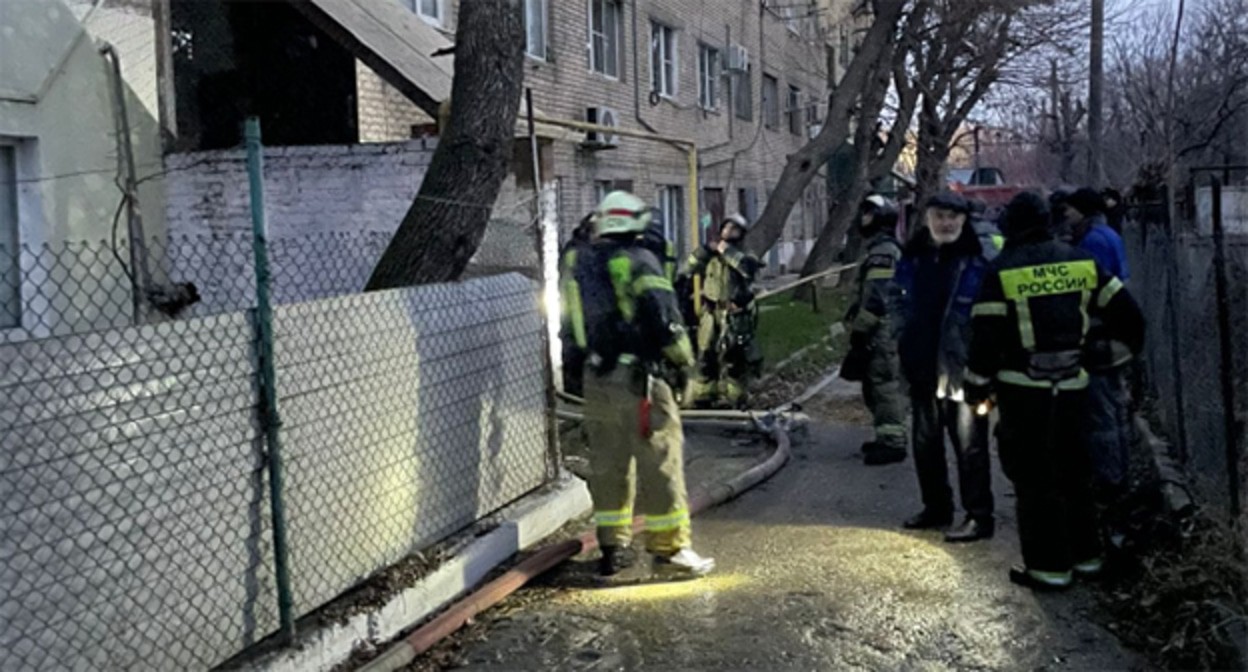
[558,572,751,606]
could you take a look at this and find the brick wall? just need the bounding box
[164,140,438,237]
[354,0,851,273]
[355,62,432,143]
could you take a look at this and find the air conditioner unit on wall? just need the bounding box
[585,106,620,148]
[726,44,749,72]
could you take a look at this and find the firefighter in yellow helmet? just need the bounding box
[680,213,763,408]
[565,190,715,578]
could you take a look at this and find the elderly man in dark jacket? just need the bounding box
[895,192,996,543]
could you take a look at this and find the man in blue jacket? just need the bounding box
[1062,188,1136,537]
[896,192,996,543]
[1063,188,1130,282]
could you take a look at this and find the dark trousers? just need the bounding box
[911,395,994,522]
[1085,368,1132,489]
[562,346,586,398]
[998,387,1102,572]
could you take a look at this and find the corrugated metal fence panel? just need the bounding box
[271,273,549,619]
[0,312,278,672]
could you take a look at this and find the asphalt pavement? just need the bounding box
[421,382,1149,671]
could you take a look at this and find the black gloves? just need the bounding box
[840,347,869,382]
[849,329,870,353]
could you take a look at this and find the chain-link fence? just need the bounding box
[1,226,555,670]
[1124,194,1248,528]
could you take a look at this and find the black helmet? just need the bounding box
[860,194,899,232]
[1002,191,1050,238]
[1067,188,1105,217]
[927,191,971,214]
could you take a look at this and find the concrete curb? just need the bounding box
[237,472,591,672]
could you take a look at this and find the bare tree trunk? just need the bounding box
[914,97,951,208]
[799,50,918,277]
[745,0,907,258]
[803,182,869,274]
[366,0,525,290]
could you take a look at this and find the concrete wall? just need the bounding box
[1,273,549,671]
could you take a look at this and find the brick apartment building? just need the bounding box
[357,0,858,271]
[8,0,860,279]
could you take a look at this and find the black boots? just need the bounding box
[1009,565,1073,591]
[862,442,907,466]
[598,546,638,577]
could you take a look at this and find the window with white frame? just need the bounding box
[698,44,720,110]
[787,85,802,135]
[407,0,442,26]
[589,0,622,78]
[650,22,678,97]
[0,143,21,328]
[656,185,683,246]
[762,74,780,130]
[525,0,548,59]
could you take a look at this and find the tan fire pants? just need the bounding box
[583,365,692,554]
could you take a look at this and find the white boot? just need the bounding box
[653,548,715,578]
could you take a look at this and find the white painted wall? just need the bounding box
[164,140,437,237]
[1,0,167,338]
[0,0,166,245]
[162,139,541,314]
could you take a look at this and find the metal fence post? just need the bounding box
[245,117,296,642]
[1163,187,1190,462]
[1209,178,1242,521]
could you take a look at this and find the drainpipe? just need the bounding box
[100,42,153,323]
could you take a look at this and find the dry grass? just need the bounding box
[1101,509,1247,671]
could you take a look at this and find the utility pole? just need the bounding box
[1089,0,1106,187]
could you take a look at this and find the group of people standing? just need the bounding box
[556,182,1144,591]
[847,187,1145,589]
